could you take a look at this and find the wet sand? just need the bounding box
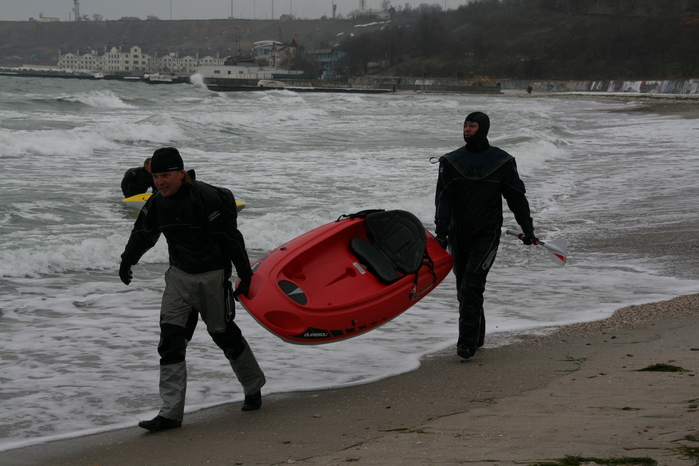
[3,294,698,466]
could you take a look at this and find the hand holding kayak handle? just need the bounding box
[234,275,252,299]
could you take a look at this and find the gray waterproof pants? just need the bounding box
[157,266,266,421]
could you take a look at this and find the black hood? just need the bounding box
[464,111,490,153]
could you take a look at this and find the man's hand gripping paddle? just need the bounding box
[505,229,568,266]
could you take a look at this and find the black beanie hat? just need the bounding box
[150,147,184,173]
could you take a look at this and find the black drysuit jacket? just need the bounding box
[121,166,157,197]
[434,145,534,239]
[121,180,252,279]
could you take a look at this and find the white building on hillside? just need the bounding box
[197,64,306,80]
[57,45,225,75]
[122,46,149,72]
[252,40,282,63]
[353,9,390,20]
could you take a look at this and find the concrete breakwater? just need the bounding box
[4,66,697,95]
[357,76,699,95]
[354,76,501,93]
[500,78,699,95]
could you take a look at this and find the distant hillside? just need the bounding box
[338,0,699,80]
[5,0,699,81]
[0,18,391,65]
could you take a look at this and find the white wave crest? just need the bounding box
[189,73,205,88]
[62,90,134,109]
[0,127,119,158]
[0,234,168,278]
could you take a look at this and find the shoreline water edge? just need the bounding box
[2,94,698,466]
[4,294,698,466]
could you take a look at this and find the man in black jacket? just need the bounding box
[119,147,265,432]
[434,112,537,360]
[120,157,157,198]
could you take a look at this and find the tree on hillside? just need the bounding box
[341,33,379,75]
[337,0,699,79]
[417,11,443,55]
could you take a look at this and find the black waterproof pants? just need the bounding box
[450,225,500,355]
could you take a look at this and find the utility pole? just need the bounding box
[73,0,80,21]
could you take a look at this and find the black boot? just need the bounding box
[457,346,474,360]
[138,415,182,432]
[242,391,262,411]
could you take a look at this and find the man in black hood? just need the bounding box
[434,112,537,360]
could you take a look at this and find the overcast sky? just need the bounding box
[0,0,462,22]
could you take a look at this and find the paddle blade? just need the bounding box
[543,238,568,266]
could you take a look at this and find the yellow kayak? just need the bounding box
[122,193,246,212]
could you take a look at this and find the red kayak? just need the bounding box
[237,209,453,344]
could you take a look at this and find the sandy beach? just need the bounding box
[3,294,698,466]
[3,94,699,466]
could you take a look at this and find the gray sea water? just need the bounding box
[1,75,698,451]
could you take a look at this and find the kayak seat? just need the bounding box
[350,210,427,285]
[350,238,400,284]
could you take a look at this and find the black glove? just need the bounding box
[119,260,133,285]
[436,235,448,249]
[234,275,252,299]
[521,231,538,246]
